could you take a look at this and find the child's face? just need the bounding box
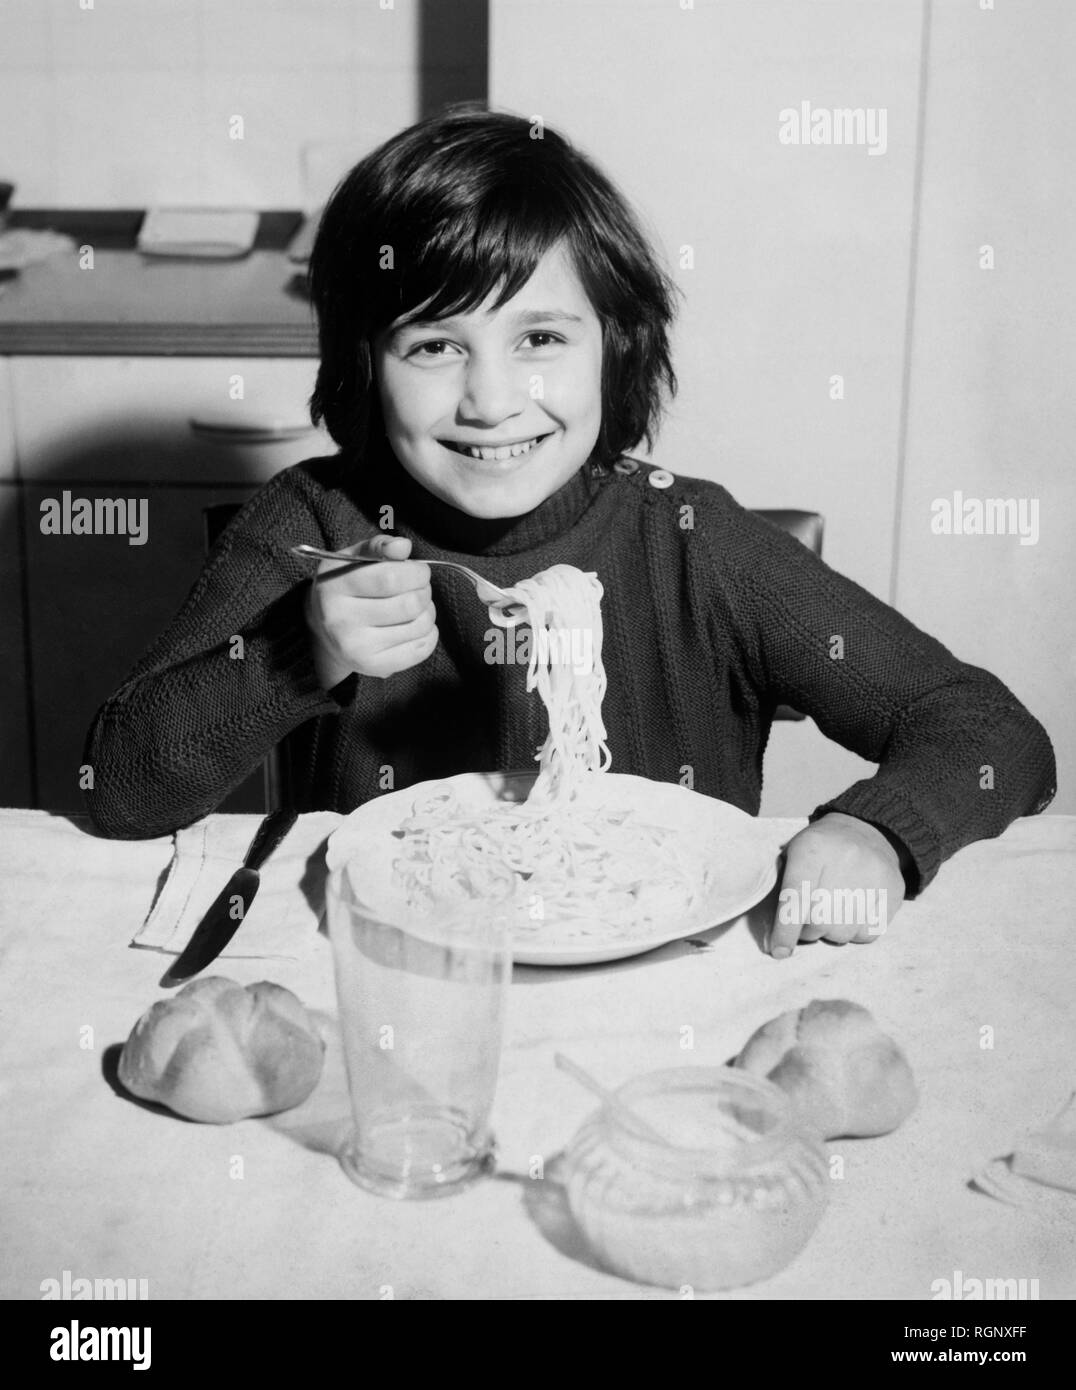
[375,244,603,520]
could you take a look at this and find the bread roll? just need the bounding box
[733,999,917,1140]
[118,977,325,1124]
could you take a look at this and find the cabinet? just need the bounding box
[0,358,32,804]
[4,356,333,815]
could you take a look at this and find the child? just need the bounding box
[84,107,1055,958]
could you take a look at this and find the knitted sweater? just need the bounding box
[83,446,1056,895]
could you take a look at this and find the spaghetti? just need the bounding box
[393,564,711,940]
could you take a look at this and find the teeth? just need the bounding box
[446,435,546,461]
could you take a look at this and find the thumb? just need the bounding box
[342,533,411,560]
[373,533,412,559]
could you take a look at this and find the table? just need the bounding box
[2,808,1074,1301]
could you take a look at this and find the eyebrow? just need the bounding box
[391,309,585,339]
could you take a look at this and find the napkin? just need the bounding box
[136,207,259,258]
[134,813,343,959]
[0,228,77,271]
[974,1092,1076,1208]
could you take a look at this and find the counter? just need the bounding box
[0,210,317,357]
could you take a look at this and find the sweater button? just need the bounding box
[648,468,675,489]
[612,457,639,476]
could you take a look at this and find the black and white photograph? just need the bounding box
[0,0,1072,1337]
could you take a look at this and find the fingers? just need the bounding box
[305,532,440,680]
[310,599,439,681]
[360,581,436,628]
[767,837,815,958]
[768,826,894,959]
[313,532,434,635]
[316,533,432,597]
[767,887,801,960]
[366,603,438,651]
[319,576,435,632]
[332,532,411,563]
[356,619,440,678]
[769,872,867,957]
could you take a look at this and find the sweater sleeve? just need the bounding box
[699,491,1057,896]
[82,465,351,839]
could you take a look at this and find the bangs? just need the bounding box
[389,185,577,331]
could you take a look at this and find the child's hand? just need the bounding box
[768,812,906,958]
[304,534,437,686]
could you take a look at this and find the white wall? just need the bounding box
[491,0,1073,815]
[0,0,482,209]
[895,0,1075,813]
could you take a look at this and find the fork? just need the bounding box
[290,543,527,626]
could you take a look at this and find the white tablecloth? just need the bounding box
[2,808,1074,1300]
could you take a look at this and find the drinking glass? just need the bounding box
[327,866,512,1198]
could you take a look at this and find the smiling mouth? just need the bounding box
[440,433,554,462]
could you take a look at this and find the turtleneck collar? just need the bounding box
[349,438,612,558]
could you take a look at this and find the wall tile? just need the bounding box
[0,71,58,203]
[199,0,357,73]
[51,69,205,205]
[0,0,52,68]
[2,0,443,206]
[354,0,421,70]
[195,69,356,205]
[346,65,418,149]
[49,0,200,71]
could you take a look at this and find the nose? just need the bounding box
[457,351,527,426]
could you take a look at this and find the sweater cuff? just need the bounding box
[326,673,359,707]
[809,782,942,898]
[263,584,339,706]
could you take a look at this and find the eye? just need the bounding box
[522,332,563,350]
[407,340,460,359]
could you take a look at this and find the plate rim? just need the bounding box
[326,770,780,967]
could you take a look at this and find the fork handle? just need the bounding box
[293,544,450,569]
[291,544,377,564]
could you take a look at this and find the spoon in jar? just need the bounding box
[554,1052,670,1146]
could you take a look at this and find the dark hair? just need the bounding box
[308,105,679,468]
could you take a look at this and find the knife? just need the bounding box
[161,808,299,986]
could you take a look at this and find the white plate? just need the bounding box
[326,771,780,967]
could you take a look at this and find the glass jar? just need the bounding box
[563,1067,830,1291]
